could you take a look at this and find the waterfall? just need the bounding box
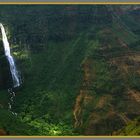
[0,23,20,88]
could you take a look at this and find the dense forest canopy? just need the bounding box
[0,5,140,135]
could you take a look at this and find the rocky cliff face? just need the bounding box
[74,53,140,135]
[73,18,140,135]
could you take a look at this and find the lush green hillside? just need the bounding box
[0,5,140,135]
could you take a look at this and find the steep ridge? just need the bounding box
[73,14,140,134]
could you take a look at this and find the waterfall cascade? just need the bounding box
[0,23,20,88]
[0,23,20,115]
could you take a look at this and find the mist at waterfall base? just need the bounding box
[0,23,21,89]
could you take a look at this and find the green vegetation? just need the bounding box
[0,5,140,135]
[118,117,140,135]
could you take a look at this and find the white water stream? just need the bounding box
[0,23,20,115]
[0,23,20,88]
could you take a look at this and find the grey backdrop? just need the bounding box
[0,0,139,2]
[0,136,140,140]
